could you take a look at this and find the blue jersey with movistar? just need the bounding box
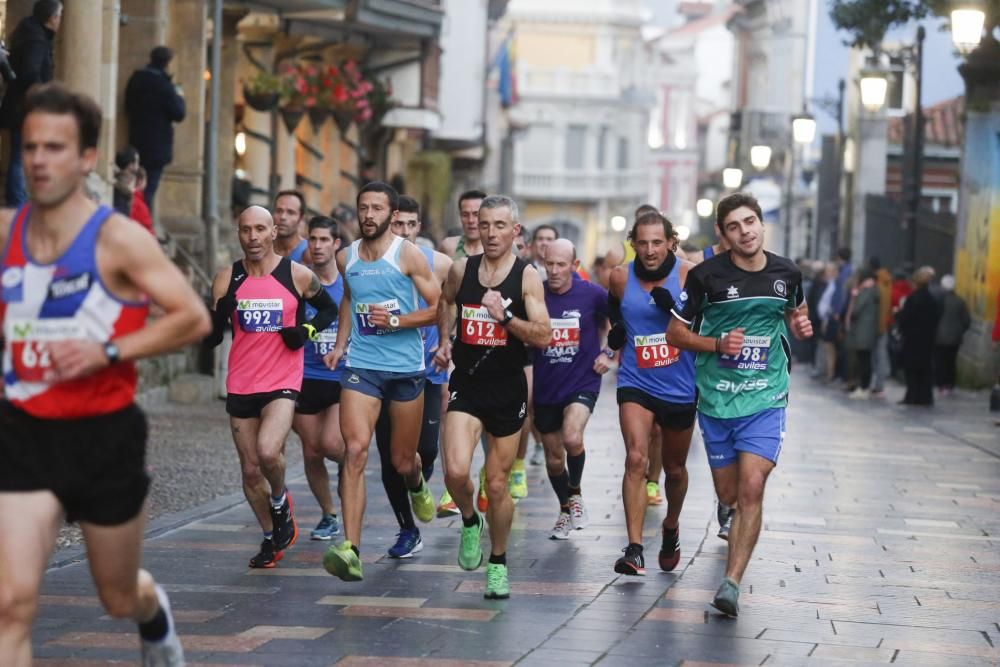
[288,238,308,263]
[344,235,424,373]
[303,274,345,381]
[420,246,447,384]
[617,260,696,403]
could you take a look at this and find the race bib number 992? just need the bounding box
[238,299,283,333]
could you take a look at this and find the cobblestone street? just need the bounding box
[35,369,1000,666]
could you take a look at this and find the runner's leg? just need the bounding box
[660,424,694,531]
[484,430,520,555]
[256,399,296,498]
[339,388,381,546]
[81,505,159,623]
[724,452,774,583]
[619,402,655,544]
[418,380,442,481]
[388,392,426,489]
[375,401,416,530]
[294,411,336,516]
[443,411,482,519]
[230,416,273,532]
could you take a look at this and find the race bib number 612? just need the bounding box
[460,304,507,347]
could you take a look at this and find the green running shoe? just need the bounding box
[410,476,435,524]
[458,513,484,571]
[711,577,740,617]
[484,562,510,599]
[323,540,363,581]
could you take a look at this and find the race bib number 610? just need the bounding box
[634,333,680,369]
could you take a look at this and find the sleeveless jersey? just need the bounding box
[703,245,715,261]
[343,235,424,373]
[1,205,149,419]
[452,255,529,378]
[617,260,696,403]
[303,273,345,382]
[420,246,447,385]
[288,238,308,264]
[226,257,304,395]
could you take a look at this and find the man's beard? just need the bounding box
[361,215,392,239]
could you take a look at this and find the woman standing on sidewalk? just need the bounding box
[845,270,880,399]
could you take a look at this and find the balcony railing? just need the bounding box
[513,169,647,201]
[517,66,620,99]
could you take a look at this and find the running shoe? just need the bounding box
[437,489,460,517]
[272,492,298,551]
[549,512,572,540]
[248,537,283,569]
[387,528,424,558]
[509,459,528,499]
[477,468,489,513]
[711,577,740,617]
[323,541,363,581]
[310,513,340,540]
[613,544,646,576]
[716,503,735,541]
[646,481,664,505]
[458,513,484,571]
[658,527,680,572]
[529,441,545,466]
[568,494,589,530]
[410,476,435,523]
[140,584,185,667]
[484,562,510,599]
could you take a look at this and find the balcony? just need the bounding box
[513,169,647,201]
[517,66,620,100]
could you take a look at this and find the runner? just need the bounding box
[434,194,551,599]
[607,210,697,576]
[0,82,210,665]
[272,189,309,263]
[439,189,486,259]
[371,194,452,557]
[321,181,440,581]
[292,216,346,541]
[533,239,611,539]
[206,205,339,568]
[667,192,812,616]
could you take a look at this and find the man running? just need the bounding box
[321,181,440,581]
[0,82,209,665]
[434,195,551,599]
[292,216,346,541]
[206,205,339,568]
[533,239,611,539]
[439,189,486,259]
[667,192,812,616]
[273,189,309,263]
[371,195,452,557]
[607,210,697,576]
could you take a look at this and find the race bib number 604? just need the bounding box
[7,318,85,383]
[460,304,507,347]
[634,333,680,369]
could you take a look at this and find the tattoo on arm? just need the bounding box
[306,272,321,299]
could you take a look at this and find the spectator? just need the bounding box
[125,45,186,212]
[831,247,854,382]
[889,266,914,376]
[845,269,880,399]
[897,267,940,406]
[112,146,139,216]
[815,263,839,383]
[806,261,829,375]
[0,0,62,207]
[131,167,154,234]
[933,275,970,394]
[870,257,893,397]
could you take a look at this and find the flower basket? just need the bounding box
[243,87,278,112]
[279,107,305,134]
[332,109,354,134]
[243,71,284,111]
[307,106,329,132]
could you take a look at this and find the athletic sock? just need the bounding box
[488,552,506,565]
[547,470,571,507]
[263,531,273,541]
[138,606,169,642]
[350,544,360,556]
[462,512,480,528]
[567,450,586,489]
[407,477,425,494]
[270,489,286,509]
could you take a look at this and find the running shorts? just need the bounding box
[447,371,527,438]
[295,378,342,415]
[533,391,599,434]
[698,408,786,469]
[616,386,696,431]
[341,368,424,402]
[226,389,299,419]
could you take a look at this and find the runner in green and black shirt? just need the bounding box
[667,192,813,618]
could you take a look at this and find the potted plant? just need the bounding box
[277,64,308,133]
[242,70,282,112]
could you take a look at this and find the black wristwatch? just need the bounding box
[103,341,120,365]
[500,309,514,326]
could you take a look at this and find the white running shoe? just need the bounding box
[530,442,545,466]
[568,494,589,530]
[141,584,185,667]
[550,512,572,540]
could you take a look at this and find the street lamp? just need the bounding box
[722,167,743,189]
[696,198,714,218]
[792,112,817,144]
[859,68,889,112]
[951,5,986,54]
[610,215,627,232]
[750,145,772,170]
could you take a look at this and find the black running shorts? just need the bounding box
[0,401,150,525]
[533,391,599,434]
[616,387,696,431]
[226,389,299,419]
[295,379,341,415]
[447,371,527,438]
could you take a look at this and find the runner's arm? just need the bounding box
[506,265,551,348]
[606,266,627,350]
[439,236,458,256]
[329,248,354,359]
[667,270,743,356]
[281,264,338,349]
[398,241,440,328]
[0,208,13,250]
[785,276,812,339]
[204,265,234,348]
[433,258,463,369]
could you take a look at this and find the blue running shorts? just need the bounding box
[698,408,785,469]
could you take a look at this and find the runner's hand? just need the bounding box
[607,322,626,350]
[433,340,452,370]
[279,325,309,350]
[719,328,745,356]
[481,289,506,321]
[50,340,109,381]
[215,293,237,316]
[368,304,391,328]
[649,286,675,314]
[593,353,612,375]
[324,347,344,370]
[790,311,813,340]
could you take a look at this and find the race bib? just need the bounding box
[634,333,680,369]
[544,317,580,358]
[355,299,400,336]
[460,304,507,347]
[237,299,283,333]
[718,335,771,370]
[311,326,339,356]
[7,318,85,383]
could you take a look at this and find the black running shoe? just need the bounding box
[273,493,298,551]
[249,537,283,569]
[613,544,645,576]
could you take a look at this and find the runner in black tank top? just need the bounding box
[433,195,551,600]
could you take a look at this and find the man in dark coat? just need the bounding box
[897,267,940,406]
[0,0,62,207]
[124,46,185,212]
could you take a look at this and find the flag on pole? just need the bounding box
[491,31,517,108]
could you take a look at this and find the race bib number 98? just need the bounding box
[634,333,679,369]
[718,335,771,370]
[7,318,85,383]
[355,299,400,336]
[238,299,283,333]
[460,304,507,347]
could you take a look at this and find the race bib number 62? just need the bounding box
[634,333,680,369]
[7,318,84,382]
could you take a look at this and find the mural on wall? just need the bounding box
[954,114,1000,326]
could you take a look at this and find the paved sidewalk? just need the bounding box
[33,370,1000,666]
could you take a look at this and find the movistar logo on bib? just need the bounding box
[7,318,85,341]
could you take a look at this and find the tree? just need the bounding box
[829,0,1000,49]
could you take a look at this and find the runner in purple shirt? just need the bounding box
[532,239,613,539]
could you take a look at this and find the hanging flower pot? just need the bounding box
[332,109,353,135]
[307,106,329,132]
[279,107,305,134]
[242,86,279,112]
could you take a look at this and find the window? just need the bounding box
[519,124,554,169]
[597,126,609,169]
[565,125,586,170]
[617,136,629,170]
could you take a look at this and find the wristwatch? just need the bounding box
[500,309,514,326]
[603,348,615,359]
[388,314,400,329]
[103,341,120,364]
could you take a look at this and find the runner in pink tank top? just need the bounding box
[205,205,338,570]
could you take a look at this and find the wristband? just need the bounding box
[500,309,514,326]
[715,336,722,354]
[603,348,615,359]
[303,323,318,341]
